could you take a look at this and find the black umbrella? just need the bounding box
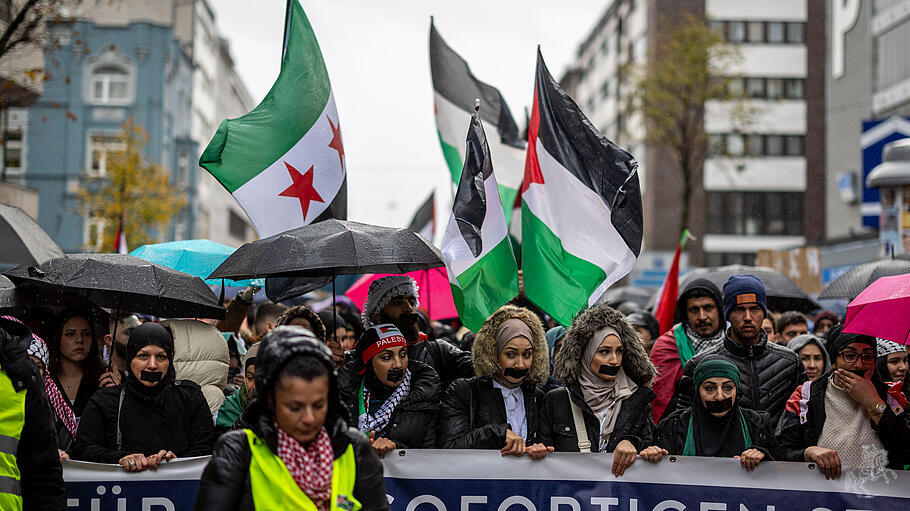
[5,254,225,319]
[679,264,820,313]
[208,219,445,280]
[597,286,654,309]
[0,276,18,310]
[0,203,63,266]
[818,258,910,300]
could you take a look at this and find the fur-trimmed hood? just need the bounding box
[554,304,656,387]
[472,305,549,386]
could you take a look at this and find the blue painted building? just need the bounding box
[22,15,196,252]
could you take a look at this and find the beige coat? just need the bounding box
[161,319,229,415]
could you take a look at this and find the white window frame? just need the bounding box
[2,108,27,176]
[83,217,106,252]
[85,132,125,177]
[83,49,136,106]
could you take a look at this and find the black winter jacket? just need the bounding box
[776,373,910,468]
[408,337,473,390]
[0,318,66,510]
[194,416,388,511]
[437,376,545,449]
[73,380,215,463]
[671,330,806,422]
[655,407,780,459]
[338,360,440,449]
[539,382,656,452]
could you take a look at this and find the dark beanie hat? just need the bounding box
[126,322,174,362]
[675,278,723,324]
[825,323,876,359]
[722,275,768,319]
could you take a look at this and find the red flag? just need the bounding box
[113,214,128,254]
[653,230,690,334]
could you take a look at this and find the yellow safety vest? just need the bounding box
[245,429,361,511]
[0,364,25,511]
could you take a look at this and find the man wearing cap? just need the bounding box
[649,279,725,422]
[778,325,909,478]
[669,275,806,422]
[362,275,472,390]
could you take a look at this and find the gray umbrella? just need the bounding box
[818,258,910,300]
[5,254,225,319]
[208,219,444,280]
[679,264,820,313]
[0,204,63,266]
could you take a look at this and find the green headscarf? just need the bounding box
[683,359,752,456]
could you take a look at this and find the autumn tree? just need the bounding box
[625,13,753,237]
[77,118,185,250]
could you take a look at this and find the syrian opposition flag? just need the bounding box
[441,107,519,332]
[521,50,643,326]
[199,0,346,238]
[408,191,435,241]
[429,19,525,219]
[653,229,691,334]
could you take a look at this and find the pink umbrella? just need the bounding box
[344,268,458,322]
[844,274,910,345]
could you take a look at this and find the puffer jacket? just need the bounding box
[194,415,388,511]
[539,304,658,452]
[338,360,440,449]
[671,329,806,422]
[408,335,473,390]
[0,317,66,510]
[437,305,549,449]
[164,319,229,415]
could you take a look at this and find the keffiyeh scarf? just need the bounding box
[357,369,411,434]
[275,423,334,511]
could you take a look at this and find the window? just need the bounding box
[708,134,725,156]
[91,65,129,102]
[785,135,804,156]
[747,134,764,156]
[709,21,725,37]
[710,133,805,156]
[177,151,189,185]
[706,252,756,267]
[765,135,785,156]
[727,78,744,96]
[746,78,764,98]
[766,22,786,43]
[766,78,784,99]
[747,22,764,43]
[726,134,745,156]
[84,217,106,252]
[3,130,22,175]
[707,192,804,236]
[786,22,805,43]
[228,210,248,240]
[785,78,804,99]
[85,49,135,105]
[727,21,746,42]
[87,134,124,177]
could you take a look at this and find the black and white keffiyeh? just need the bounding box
[357,369,412,434]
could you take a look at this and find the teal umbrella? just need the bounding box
[131,240,265,288]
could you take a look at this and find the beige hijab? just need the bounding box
[578,326,637,445]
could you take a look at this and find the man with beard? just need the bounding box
[778,325,910,478]
[670,275,805,422]
[362,275,472,390]
[649,279,725,422]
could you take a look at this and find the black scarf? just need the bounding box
[690,398,747,457]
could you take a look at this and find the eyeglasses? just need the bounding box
[839,351,875,363]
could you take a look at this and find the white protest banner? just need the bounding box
[63,450,910,510]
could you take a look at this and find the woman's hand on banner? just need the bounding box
[525,443,554,460]
[639,446,668,464]
[736,449,765,471]
[611,440,638,477]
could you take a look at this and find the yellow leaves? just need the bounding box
[76,118,186,251]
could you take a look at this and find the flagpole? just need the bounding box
[281,0,293,61]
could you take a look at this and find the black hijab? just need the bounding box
[687,358,751,457]
[124,322,176,400]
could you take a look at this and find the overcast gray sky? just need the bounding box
[214,0,608,236]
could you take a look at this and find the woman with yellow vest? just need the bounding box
[195,325,388,511]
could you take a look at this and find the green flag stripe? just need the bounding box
[450,236,519,332]
[200,0,331,193]
[521,203,606,326]
[437,130,463,184]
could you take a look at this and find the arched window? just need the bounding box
[84,50,135,105]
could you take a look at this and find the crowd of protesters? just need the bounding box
[3,271,910,510]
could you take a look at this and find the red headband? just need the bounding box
[360,333,407,365]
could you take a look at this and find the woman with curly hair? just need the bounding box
[540,304,666,475]
[437,305,553,458]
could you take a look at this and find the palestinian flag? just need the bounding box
[521,49,643,326]
[408,191,435,241]
[441,108,519,332]
[200,0,346,238]
[429,19,524,218]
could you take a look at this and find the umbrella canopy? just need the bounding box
[130,239,264,287]
[0,276,18,310]
[345,268,458,321]
[598,286,654,309]
[0,203,63,266]
[818,258,910,300]
[5,254,225,319]
[208,219,445,280]
[678,264,820,313]
[844,274,910,345]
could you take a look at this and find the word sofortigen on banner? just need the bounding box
[62,451,910,510]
